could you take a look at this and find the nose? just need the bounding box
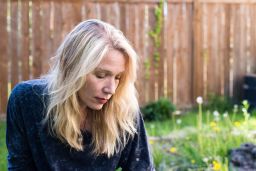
[103,78,117,95]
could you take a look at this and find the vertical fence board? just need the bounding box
[86,2,96,19]
[147,4,157,102]
[135,4,144,105]
[52,1,63,51]
[143,4,151,104]
[173,4,181,105]
[61,0,82,39]
[137,4,146,105]
[32,0,42,78]
[185,3,191,106]
[232,4,247,101]
[0,1,8,115]
[157,25,165,100]
[218,5,224,95]
[113,3,120,29]
[207,4,220,94]
[119,3,127,35]
[187,4,193,106]
[10,1,19,88]
[20,0,30,81]
[206,4,213,94]
[41,2,52,74]
[162,1,168,100]
[223,4,231,96]
[175,3,193,107]
[166,3,175,102]
[192,0,203,101]
[100,3,107,21]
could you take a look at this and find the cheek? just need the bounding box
[77,85,88,101]
[84,77,101,94]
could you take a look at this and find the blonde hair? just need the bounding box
[43,19,139,157]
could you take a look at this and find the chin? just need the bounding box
[89,105,104,110]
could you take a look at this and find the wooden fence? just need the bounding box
[1,0,256,116]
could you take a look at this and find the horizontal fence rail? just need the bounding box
[1,0,256,116]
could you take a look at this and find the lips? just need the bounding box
[95,97,108,104]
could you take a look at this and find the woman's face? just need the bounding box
[77,49,126,110]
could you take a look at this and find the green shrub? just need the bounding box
[141,98,176,121]
[204,93,233,113]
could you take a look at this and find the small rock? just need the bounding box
[229,143,256,170]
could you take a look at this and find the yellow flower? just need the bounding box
[213,127,220,132]
[169,147,177,153]
[234,121,241,127]
[191,160,195,164]
[210,121,217,127]
[212,160,221,171]
[149,140,154,145]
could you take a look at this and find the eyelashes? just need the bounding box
[95,72,122,80]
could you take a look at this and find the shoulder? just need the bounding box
[10,79,48,101]
[7,79,48,125]
[8,79,48,114]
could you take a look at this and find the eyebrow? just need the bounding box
[94,68,124,75]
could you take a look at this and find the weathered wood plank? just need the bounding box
[232,4,247,101]
[52,1,63,52]
[20,0,30,81]
[10,1,19,88]
[31,0,42,78]
[0,0,8,115]
[192,0,203,102]
[41,1,52,74]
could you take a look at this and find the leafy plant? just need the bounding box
[147,98,256,170]
[144,0,164,79]
[204,93,233,113]
[141,98,176,121]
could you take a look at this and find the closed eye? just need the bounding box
[115,74,122,80]
[115,74,123,80]
[95,73,106,79]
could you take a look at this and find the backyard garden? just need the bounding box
[1,94,256,170]
[1,0,256,170]
[143,95,256,170]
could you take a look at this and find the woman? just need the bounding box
[6,19,154,171]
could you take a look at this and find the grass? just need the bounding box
[145,110,246,137]
[0,120,7,171]
[148,100,256,170]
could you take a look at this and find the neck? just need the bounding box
[80,107,92,132]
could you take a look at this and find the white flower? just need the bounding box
[196,96,203,104]
[242,108,247,113]
[223,112,228,118]
[203,157,209,163]
[242,100,249,106]
[176,119,182,124]
[213,111,219,117]
[233,104,238,113]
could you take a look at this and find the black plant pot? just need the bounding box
[243,74,256,110]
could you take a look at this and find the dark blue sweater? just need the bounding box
[6,79,154,171]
